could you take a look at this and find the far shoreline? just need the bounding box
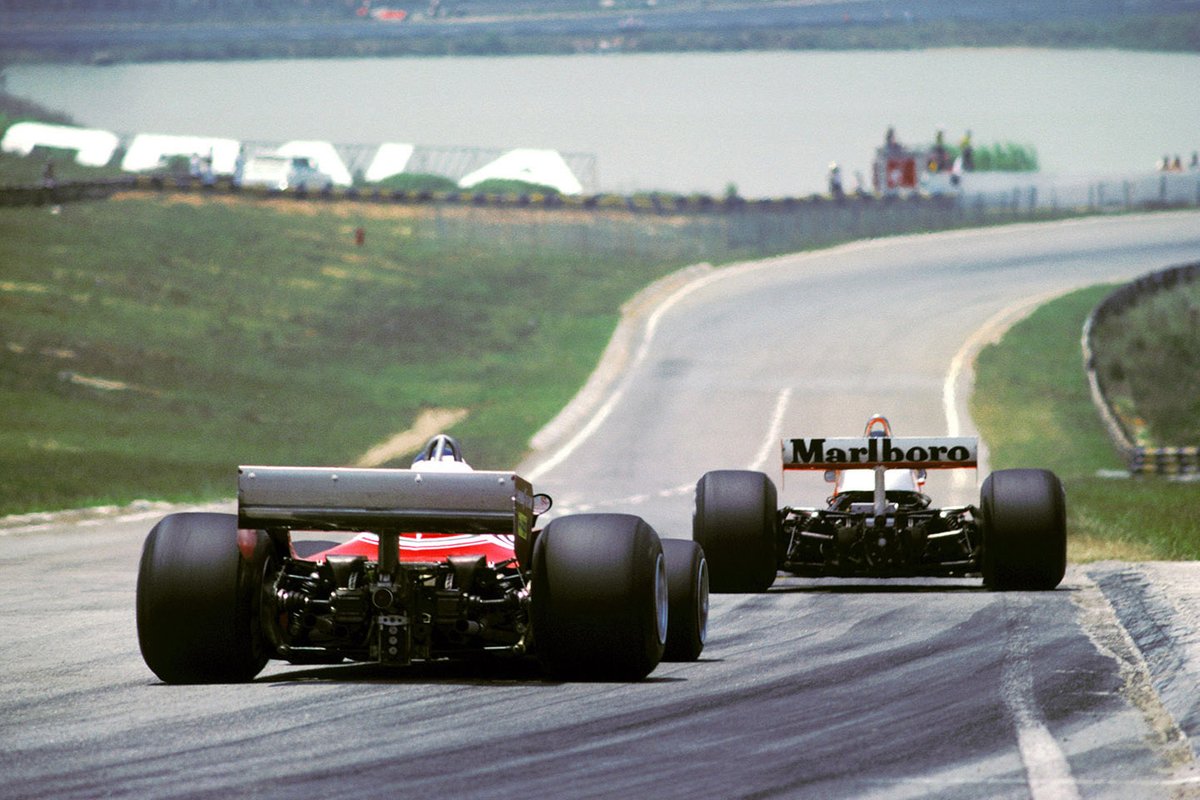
[0,11,1197,66]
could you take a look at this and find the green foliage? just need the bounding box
[465,178,561,196]
[1088,278,1200,445]
[370,172,459,193]
[929,141,1039,173]
[363,173,567,197]
[970,284,1199,560]
[0,149,123,186]
[971,142,1039,172]
[6,10,1197,64]
[0,93,76,128]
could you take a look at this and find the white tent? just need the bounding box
[275,141,353,186]
[364,143,415,183]
[122,134,242,175]
[459,149,583,195]
[0,121,121,167]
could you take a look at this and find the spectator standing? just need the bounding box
[233,146,246,187]
[959,130,974,171]
[930,129,948,173]
[885,126,902,156]
[202,150,216,185]
[828,162,844,202]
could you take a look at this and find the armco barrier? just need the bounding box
[1082,261,1200,476]
[1130,447,1200,477]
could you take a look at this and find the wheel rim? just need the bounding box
[654,552,668,646]
[696,556,709,645]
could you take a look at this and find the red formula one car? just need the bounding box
[692,415,1067,593]
[137,435,708,684]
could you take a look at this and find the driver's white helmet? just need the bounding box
[411,434,472,472]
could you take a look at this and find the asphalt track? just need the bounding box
[2,212,1199,799]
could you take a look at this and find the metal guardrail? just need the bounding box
[1129,447,1200,477]
[1082,261,1200,477]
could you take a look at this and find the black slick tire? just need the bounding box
[531,513,667,681]
[661,538,708,662]
[979,468,1067,591]
[693,470,778,593]
[136,512,271,683]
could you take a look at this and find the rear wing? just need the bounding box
[781,437,978,471]
[237,466,534,540]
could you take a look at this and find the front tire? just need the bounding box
[662,538,708,662]
[693,470,778,593]
[531,513,667,680]
[980,469,1067,590]
[136,512,271,683]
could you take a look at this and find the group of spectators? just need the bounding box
[1157,153,1198,172]
[828,126,975,200]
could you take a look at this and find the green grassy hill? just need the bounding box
[0,193,694,513]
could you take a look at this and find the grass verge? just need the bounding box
[0,193,701,514]
[970,285,1199,561]
[1088,276,1200,445]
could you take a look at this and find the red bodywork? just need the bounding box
[311,532,517,565]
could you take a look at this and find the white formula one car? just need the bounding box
[693,415,1066,592]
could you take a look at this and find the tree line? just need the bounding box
[0,0,364,19]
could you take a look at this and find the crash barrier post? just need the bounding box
[1082,261,1200,475]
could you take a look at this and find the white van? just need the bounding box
[239,154,333,191]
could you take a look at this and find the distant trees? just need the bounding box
[0,0,365,20]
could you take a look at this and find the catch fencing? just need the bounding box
[3,169,1199,264]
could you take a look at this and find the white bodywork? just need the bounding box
[782,415,978,517]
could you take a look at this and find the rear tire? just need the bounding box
[136,512,271,683]
[531,513,666,681]
[662,538,708,662]
[693,470,778,593]
[980,469,1067,590]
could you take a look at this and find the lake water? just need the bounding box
[6,49,1200,197]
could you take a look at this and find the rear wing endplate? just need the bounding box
[781,436,978,471]
[237,466,534,539]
